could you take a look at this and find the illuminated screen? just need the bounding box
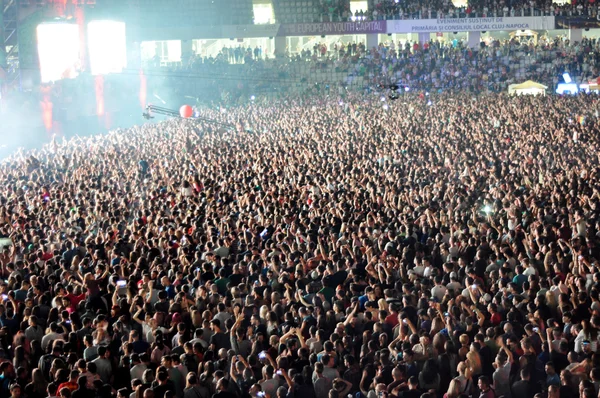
[88,20,127,75]
[37,23,80,83]
[556,83,579,95]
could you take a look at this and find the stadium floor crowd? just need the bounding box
[0,89,600,398]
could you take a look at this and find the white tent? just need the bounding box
[508,80,548,96]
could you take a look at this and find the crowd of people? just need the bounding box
[366,0,600,20]
[4,33,600,157]
[4,33,600,149]
[303,0,600,22]
[2,84,600,398]
[185,35,600,96]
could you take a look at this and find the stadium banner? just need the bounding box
[388,16,554,33]
[222,24,282,39]
[278,21,387,36]
[555,16,600,29]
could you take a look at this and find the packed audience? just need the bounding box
[3,33,600,148]
[183,35,600,95]
[339,0,600,21]
[2,87,600,398]
[5,33,600,154]
[317,0,351,20]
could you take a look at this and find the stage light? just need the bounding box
[250,95,256,101]
[563,72,572,83]
[88,20,127,75]
[37,23,80,83]
[153,94,166,104]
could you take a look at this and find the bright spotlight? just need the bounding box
[404,87,410,92]
[37,23,80,83]
[250,95,256,101]
[88,20,127,75]
[563,72,572,84]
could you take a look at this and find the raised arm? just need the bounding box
[230,356,239,382]
[280,368,294,389]
[500,337,513,364]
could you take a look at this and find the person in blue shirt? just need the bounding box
[359,286,375,309]
[161,276,176,300]
[403,350,419,379]
[545,362,560,387]
[12,279,29,302]
[0,362,15,398]
[512,265,528,292]
[0,305,19,336]
[130,330,150,354]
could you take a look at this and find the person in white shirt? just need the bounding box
[422,257,434,278]
[522,258,538,276]
[574,210,586,237]
[412,258,425,277]
[312,354,339,384]
[41,323,63,352]
[574,320,599,353]
[130,353,148,382]
[447,273,463,292]
[92,346,113,384]
[431,276,447,302]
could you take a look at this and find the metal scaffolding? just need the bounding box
[1,0,20,89]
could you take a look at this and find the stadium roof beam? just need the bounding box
[1,0,20,90]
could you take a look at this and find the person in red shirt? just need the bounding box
[57,369,80,393]
[385,304,399,327]
[488,303,502,325]
[65,286,86,313]
[507,337,524,357]
[40,246,53,261]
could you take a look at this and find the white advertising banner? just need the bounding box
[388,16,555,33]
